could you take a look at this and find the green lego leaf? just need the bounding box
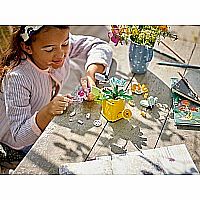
[91,86,101,97]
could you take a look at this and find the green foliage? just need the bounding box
[99,82,133,101]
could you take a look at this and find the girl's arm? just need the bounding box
[69,34,113,100]
[69,33,113,77]
[86,63,105,82]
[4,73,39,149]
[4,73,71,149]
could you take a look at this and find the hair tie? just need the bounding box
[20,26,43,42]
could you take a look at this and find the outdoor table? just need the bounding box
[14,36,200,175]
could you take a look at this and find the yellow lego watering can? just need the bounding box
[102,99,132,122]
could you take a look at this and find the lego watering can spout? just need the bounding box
[121,109,132,120]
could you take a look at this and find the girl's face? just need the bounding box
[23,27,70,70]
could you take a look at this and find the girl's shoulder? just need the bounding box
[6,60,35,82]
[4,61,35,91]
[10,60,30,73]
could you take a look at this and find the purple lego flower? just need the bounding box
[78,90,85,97]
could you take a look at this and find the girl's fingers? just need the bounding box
[87,93,94,101]
[63,96,73,104]
[53,105,68,115]
[57,101,68,107]
[63,98,73,105]
[53,102,68,112]
[81,77,88,91]
[54,95,71,104]
[53,110,64,115]
[64,93,74,99]
[51,96,70,116]
[86,76,96,88]
[58,103,68,110]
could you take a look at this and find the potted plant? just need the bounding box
[108,25,177,74]
[92,77,133,122]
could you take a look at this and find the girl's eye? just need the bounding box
[45,48,54,52]
[62,41,69,46]
[42,47,54,52]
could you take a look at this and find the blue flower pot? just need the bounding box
[129,42,154,74]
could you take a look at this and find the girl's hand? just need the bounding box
[63,93,74,100]
[47,94,73,116]
[81,76,96,101]
[36,94,73,131]
[84,63,106,101]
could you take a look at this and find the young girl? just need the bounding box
[0,25,113,161]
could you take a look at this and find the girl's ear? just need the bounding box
[20,42,33,55]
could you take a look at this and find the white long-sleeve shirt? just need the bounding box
[0,33,113,150]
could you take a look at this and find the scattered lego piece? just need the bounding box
[131,83,142,94]
[141,111,147,118]
[86,113,91,119]
[95,73,109,82]
[78,120,84,125]
[142,85,148,93]
[140,100,149,108]
[148,96,158,109]
[131,83,148,95]
[156,103,162,108]
[69,111,76,117]
[93,120,102,127]
[140,96,158,109]
[69,118,73,122]
[143,92,148,99]
[128,100,135,107]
